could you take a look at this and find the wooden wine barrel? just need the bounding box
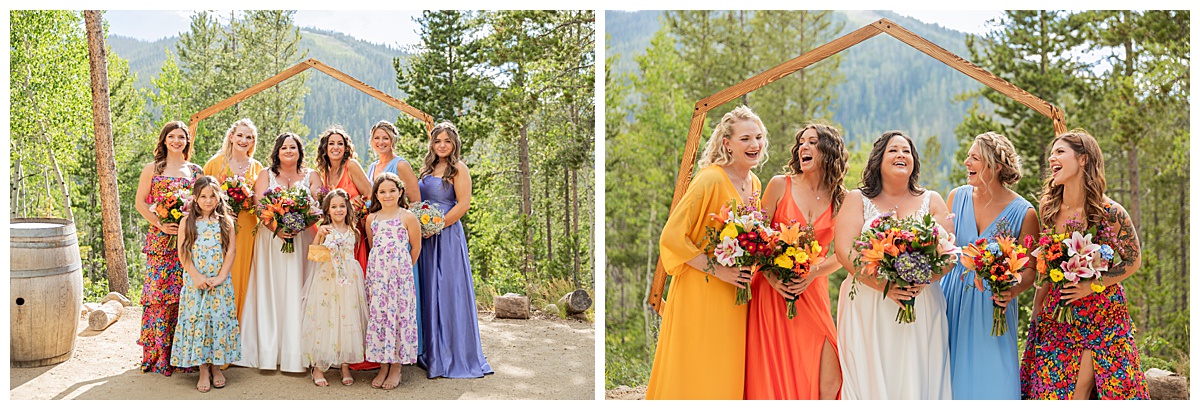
[10,218,84,367]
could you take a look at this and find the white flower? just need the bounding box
[713,236,744,266]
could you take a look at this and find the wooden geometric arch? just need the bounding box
[648,18,1068,314]
[189,58,434,138]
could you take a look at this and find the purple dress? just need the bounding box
[417,175,493,378]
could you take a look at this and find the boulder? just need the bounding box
[494,293,530,319]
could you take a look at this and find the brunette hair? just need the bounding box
[697,105,769,168]
[319,188,360,240]
[787,123,848,213]
[153,121,193,175]
[859,130,924,199]
[419,121,463,187]
[1039,129,1107,229]
[179,175,234,264]
[366,172,409,214]
[316,126,357,183]
[268,132,305,175]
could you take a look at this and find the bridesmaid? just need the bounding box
[832,131,953,399]
[202,118,264,320]
[1020,130,1149,399]
[133,120,203,376]
[363,120,424,361]
[645,105,763,399]
[746,123,846,400]
[940,132,1038,399]
[237,132,325,373]
[416,121,493,379]
[315,126,372,271]
[365,120,421,203]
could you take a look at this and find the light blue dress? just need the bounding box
[366,156,423,355]
[170,219,241,367]
[938,185,1032,399]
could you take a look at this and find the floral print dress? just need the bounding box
[365,216,418,364]
[1020,203,1149,399]
[170,219,241,367]
[140,163,202,375]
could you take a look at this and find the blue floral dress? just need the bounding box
[170,219,241,367]
[365,216,418,364]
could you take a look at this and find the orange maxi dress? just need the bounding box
[744,175,840,399]
[646,164,760,400]
[203,155,264,321]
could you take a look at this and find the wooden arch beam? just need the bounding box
[188,58,435,140]
[648,17,1067,314]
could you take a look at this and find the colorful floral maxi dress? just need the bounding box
[365,216,418,364]
[139,163,202,375]
[170,219,241,367]
[301,226,367,371]
[1020,203,1149,399]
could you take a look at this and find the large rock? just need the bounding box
[557,289,592,314]
[1146,368,1189,400]
[494,293,530,319]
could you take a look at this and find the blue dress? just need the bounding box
[417,174,493,378]
[170,219,241,367]
[367,156,424,355]
[938,185,1032,399]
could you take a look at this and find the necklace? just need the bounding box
[227,156,251,177]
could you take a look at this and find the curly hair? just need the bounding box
[697,105,769,169]
[1039,129,1107,229]
[787,123,849,213]
[859,131,924,199]
[315,126,357,182]
[419,121,463,187]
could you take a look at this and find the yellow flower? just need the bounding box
[810,241,822,255]
[794,250,810,264]
[774,254,794,269]
[421,214,431,224]
[171,209,182,219]
[1049,269,1064,282]
[990,275,997,281]
[1090,282,1106,293]
[720,224,739,241]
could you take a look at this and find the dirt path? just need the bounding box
[9,307,594,400]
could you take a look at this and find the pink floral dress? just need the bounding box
[365,216,418,364]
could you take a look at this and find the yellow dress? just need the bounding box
[646,164,761,400]
[203,154,264,321]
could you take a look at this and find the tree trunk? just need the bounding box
[572,166,580,285]
[84,10,130,296]
[1180,184,1188,313]
[519,123,533,279]
[545,170,553,268]
[563,164,573,286]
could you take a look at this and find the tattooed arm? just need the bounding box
[1060,201,1141,303]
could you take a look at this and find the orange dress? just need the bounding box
[646,165,759,400]
[744,175,840,399]
[202,155,264,321]
[330,168,369,272]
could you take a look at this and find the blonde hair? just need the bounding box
[212,118,258,163]
[697,105,769,169]
[973,132,1022,186]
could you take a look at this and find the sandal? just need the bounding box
[382,367,401,390]
[212,367,226,389]
[371,365,388,388]
[340,366,354,386]
[311,368,329,387]
[197,367,212,393]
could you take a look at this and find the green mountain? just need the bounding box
[606,10,995,175]
[108,27,413,159]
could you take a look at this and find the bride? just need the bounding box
[831,131,954,399]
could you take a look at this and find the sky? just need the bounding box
[103,10,423,48]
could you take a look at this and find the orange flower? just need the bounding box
[778,222,801,245]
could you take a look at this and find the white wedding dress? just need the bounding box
[236,169,314,373]
[836,191,952,399]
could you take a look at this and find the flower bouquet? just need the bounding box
[701,192,773,305]
[1031,219,1120,324]
[220,174,255,214]
[960,224,1031,336]
[149,187,191,248]
[257,186,322,253]
[411,201,446,237]
[853,211,959,323]
[762,222,824,319]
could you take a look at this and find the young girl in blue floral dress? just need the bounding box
[364,173,422,390]
[170,176,240,393]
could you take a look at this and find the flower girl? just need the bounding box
[364,173,422,390]
[301,188,368,386]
